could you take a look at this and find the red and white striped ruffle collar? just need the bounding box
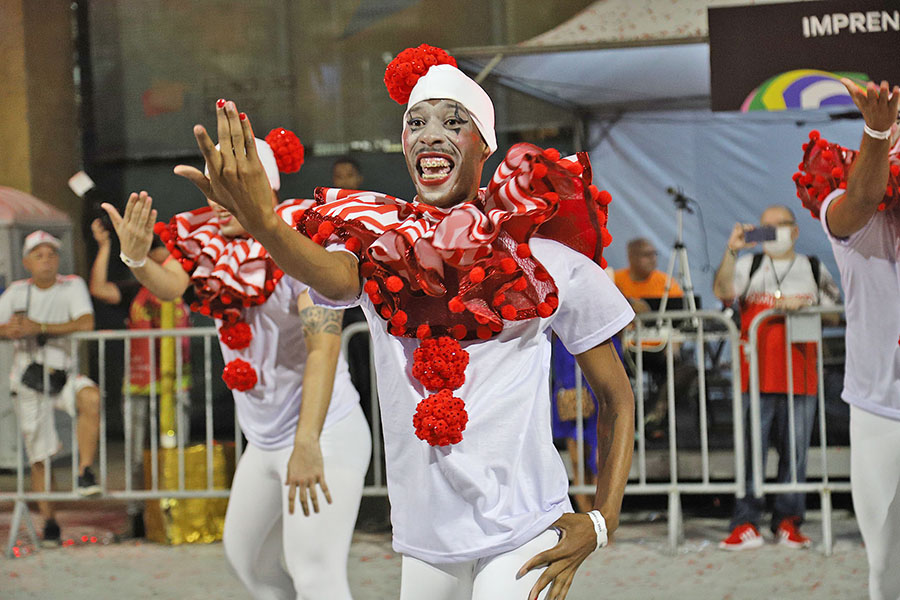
[157,199,312,321]
[294,143,613,341]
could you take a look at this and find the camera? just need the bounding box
[744,226,776,243]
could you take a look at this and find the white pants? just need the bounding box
[223,405,371,600]
[13,374,95,464]
[851,405,900,600]
[399,529,560,600]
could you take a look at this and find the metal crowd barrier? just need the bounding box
[1,327,230,558]
[0,324,391,558]
[2,307,850,558]
[583,310,746,551]
[746,306,849,556]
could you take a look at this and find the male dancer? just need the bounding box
[169,46,633,600]
[795,78,900,600]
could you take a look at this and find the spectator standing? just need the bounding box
[713,205,841,550]
[0,231,102,546]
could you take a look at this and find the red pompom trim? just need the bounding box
[222,358,258,392]
[412,389,468,447]
[448,296,466,313]
[264,128,305,174]
[500,305,517,320]
[386,275,404,293]
[499,258,517,274]
[384,44,458,105]
[218,319,253,350]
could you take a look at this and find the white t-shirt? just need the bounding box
[219,276,359,450]
[821,192,900,420]
[0,276,94,374]
[733,253,840,308]
[315,237,634,563]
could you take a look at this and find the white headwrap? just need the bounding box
[404,64,497,156]
[206,138,281,191]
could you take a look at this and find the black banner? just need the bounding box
[709,0,900,111]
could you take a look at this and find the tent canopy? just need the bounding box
[0,187,71,226]
[458,43,710,112]
[452,0,819,112]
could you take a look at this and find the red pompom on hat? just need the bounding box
[384,44,458,105]
[264,128,305,174]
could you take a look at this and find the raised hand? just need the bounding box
[175,100,276,236]
[285,439,332,517]
[91,218,111,246]
[518,513,598,600]
[100,191,157,264]
[841,78,900,133]
[727,222,755,252]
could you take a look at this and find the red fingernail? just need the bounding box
[216,99,226,108]
[239,112,247,121]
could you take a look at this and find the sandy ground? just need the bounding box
[1,508,869,600]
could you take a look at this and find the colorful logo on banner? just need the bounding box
[740,69,868,112]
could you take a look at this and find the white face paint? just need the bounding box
[762,225,794,256]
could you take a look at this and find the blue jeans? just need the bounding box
[730,393,817,532]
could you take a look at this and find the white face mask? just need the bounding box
[763,225,794,256]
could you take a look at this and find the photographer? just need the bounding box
[0,230,102,547]
[713,206,840,551]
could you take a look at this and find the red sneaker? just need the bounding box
[718,523,763,551]
[776,518,811,549]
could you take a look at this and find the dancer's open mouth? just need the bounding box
[416,154,454,185]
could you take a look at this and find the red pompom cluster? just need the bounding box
[265,128,305,173]
[412,336,470,392]
[412,389,468,447]
[222,358,258,392]
[219,320,252,350]
[794,129,900,218]
[384,44,457,104]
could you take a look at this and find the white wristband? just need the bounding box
[586,510,608,550]
[119,251,147,268]
[863,124,893,140]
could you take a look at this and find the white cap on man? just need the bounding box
[404,64,497,156]
[205,138,281,191]
[22,230,61,256]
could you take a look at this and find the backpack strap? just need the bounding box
[808,255,821,302]
[741,253,765,300]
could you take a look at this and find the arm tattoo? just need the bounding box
[597,412,617,469]
[299,306,342,337]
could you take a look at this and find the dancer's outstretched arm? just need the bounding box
[175,101,361,302]
[520,339,634,600]
[286,292,344,517]
[827,79,899,238]
[101,192,191,301]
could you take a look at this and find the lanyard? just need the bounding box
[769,255,796,299]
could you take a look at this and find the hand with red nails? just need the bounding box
[517,513,600,600]
[174,100,279,236]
